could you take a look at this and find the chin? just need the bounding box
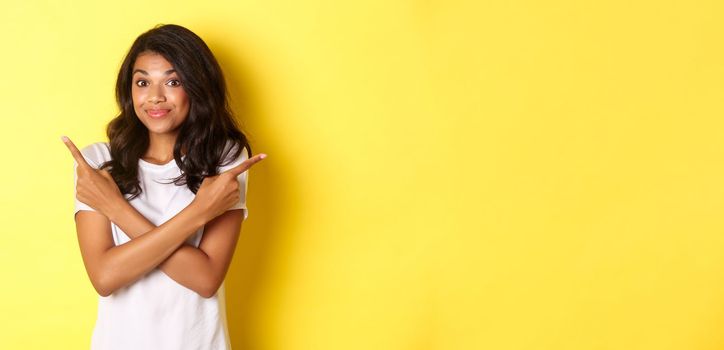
[148,128,176,135]
[149,123,182,135]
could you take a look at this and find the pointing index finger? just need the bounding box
[61,136,91,169]
[226,153,267,177]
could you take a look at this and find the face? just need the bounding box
[131,51,190,138]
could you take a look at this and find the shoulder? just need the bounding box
[79,142,112,168]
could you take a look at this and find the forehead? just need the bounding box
[133,51,175,72]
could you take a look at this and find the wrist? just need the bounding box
[187,199,212,226]
[106,196,130,223]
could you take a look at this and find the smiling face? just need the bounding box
[131,51,190,139]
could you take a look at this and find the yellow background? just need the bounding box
[1,0,724,349]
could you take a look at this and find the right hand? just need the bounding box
[193,153,267,221]
[62,136,125,217]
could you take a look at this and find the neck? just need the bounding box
[143,133,180,164]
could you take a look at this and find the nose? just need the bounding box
[148,84,166,104]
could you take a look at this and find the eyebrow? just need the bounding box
[132,69,177,75]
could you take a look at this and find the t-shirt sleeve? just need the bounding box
[73,143,108,216]
[217,144,250,221]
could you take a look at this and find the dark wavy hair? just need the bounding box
[99,24,250,199]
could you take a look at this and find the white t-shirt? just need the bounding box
[73,141,249,350]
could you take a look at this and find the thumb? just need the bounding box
[99,169,113,180]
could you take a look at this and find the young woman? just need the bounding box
[62,24,266,349]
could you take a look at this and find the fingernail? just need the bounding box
[259,154,267,159]
[60,136,68,142]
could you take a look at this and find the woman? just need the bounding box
[61,24,266,349]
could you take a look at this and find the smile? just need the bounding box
[147,109,170,118]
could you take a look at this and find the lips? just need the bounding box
[147,109,170,118]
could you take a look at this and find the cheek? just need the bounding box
[177,91,190,113]
[131,88,145,107]
[130,92,140,116]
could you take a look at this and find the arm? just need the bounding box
[107,201,244,298]
[75,201,211,297]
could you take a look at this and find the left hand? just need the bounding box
[62,136,125,218]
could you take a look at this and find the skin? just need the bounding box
[62,51,266,298]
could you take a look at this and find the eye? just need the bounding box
[135,80,148,87]
[167,79,182,87]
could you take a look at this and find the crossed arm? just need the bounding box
[104,200,244,298]
[74,203,239,298]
